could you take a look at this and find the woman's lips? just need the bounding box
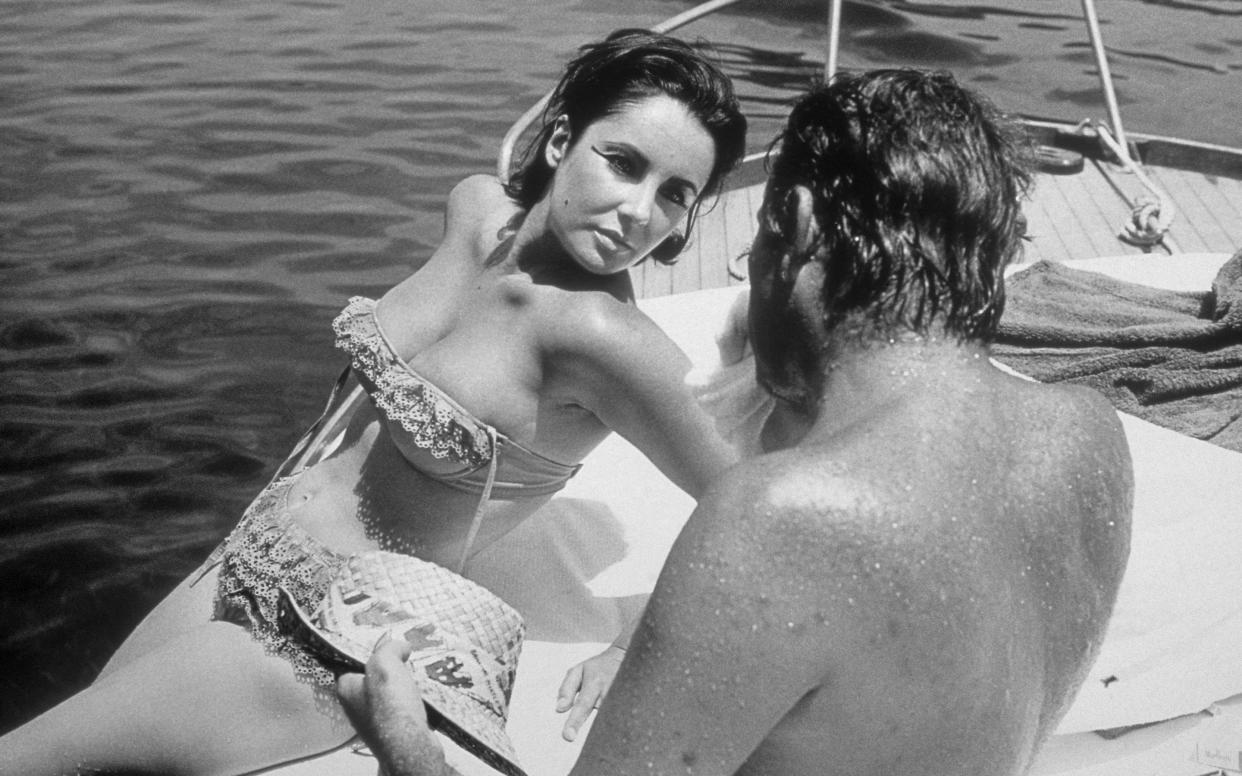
[593,227,630,253]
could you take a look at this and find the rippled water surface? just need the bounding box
[2,0,1240,731]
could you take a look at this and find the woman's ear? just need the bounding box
[544,115,572,170]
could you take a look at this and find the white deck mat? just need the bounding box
[269,253,1242,776]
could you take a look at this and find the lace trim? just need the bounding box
[332,297,493,468]
[214,477,344,687]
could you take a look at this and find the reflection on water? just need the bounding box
[1,0,1239,732]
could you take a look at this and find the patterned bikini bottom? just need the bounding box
[205,473,347,686]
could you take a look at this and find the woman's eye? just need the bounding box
[592,146,635,177]
[660,187,688,209]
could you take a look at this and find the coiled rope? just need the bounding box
[1094,122,1180,252]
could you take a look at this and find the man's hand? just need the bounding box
[336,635,460,776]
[555,644,625,741]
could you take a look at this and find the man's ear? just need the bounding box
[789,184,819,257]
[544,116,571,170]
[776,183,821,284]
[787,183,828,333]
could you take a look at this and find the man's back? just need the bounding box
[575,353,1132,776]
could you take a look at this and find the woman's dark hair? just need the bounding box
[763,69,1033,341]
[504,29,747,265]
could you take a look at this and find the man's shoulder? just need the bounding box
[1009,376,1132,479]
[1007,367,1122,431]
[698,451,871,540]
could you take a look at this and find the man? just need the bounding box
[338,69,1134,776]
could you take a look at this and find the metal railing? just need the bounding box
[495,0,753,182]
[497,0,1133,179]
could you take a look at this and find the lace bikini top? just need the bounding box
[274,297,579,573]
[331,296,580,497]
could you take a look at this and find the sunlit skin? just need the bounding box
[0,92,737,776]
[564,192,1132,776]
[341,184,1134,776]
[337,79,1134,775]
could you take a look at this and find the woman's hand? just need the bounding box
[337,636,461,776]
[555,644,626,742]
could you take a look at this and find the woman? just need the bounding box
[0,29,746,776]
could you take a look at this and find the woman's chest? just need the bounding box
[370,277,603,457]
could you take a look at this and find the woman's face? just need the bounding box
[544,93,716,274]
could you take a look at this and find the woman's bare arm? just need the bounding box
[552,293,739,499]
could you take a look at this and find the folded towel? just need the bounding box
[993,251,1242,452]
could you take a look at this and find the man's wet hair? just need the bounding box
[763,69,1033,342]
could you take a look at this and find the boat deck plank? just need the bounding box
[1065,162,1149,257]
[1028,167,1130,262]
[1149,166,1242,253]
[636,152,1239,300]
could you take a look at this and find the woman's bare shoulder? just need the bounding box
[448,174,506,206]
[443,174,519,248]
[540,284,660,360]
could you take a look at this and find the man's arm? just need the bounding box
[568,461,841,775]
[336,637,463,776]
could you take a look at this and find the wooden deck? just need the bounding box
[632,129,1242,299]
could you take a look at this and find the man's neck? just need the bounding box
[761,337,993,451]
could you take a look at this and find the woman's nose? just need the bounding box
[618,181,656,228]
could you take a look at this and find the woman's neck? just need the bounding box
[502,197,566,273]
[504,196,621,292]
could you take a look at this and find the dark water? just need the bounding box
[1,0,1240,732]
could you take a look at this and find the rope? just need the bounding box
[1093,122,1179,252]
[1080,0,1132,165]
[1121,198,1175,249]
[826,0,843,80]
